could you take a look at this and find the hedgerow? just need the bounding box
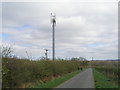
[2,57,88,88]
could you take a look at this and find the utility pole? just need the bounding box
[51,13,56,61]
[44,49,48,60]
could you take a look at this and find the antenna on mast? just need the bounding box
[51,13,56,26]
[44,49,48,60]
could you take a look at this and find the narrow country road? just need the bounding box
[56,68,95,88]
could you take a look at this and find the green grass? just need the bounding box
[93,69,118,88]
[34,69,82,88]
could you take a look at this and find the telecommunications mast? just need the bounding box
[51,13,56,61]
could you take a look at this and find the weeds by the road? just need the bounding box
[93,69,118,88]
[91,60,119,86]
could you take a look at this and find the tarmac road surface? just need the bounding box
[56,68,95,88]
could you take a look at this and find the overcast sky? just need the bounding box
[1,0,118,60]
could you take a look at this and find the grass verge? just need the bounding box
[93,69,118,88]
[34,69,83,88]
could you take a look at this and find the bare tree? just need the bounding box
[0,45,13,58]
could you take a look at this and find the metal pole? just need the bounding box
[53,21,55,61]
[51,13,56,61]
